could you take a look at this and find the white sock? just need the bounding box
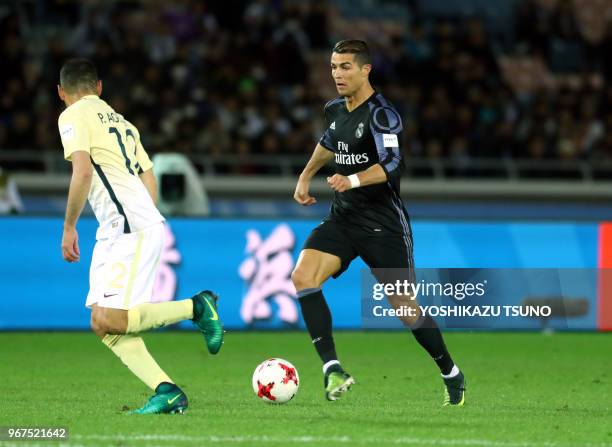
[323,360,340,374]
[441,364,460,379]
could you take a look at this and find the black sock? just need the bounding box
[298,288,338,365]
[411,315,454,375]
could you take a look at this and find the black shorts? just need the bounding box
[303,219,415,280]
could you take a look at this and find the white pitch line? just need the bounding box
[0,444,170,447]
[3,434,611,447]
[65,434,612,447]
[0,444,96,447]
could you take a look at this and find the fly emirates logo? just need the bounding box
[336,141,369,165]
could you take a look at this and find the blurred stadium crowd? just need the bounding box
[1,0,612,176]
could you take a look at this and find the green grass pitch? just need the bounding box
[0,331,610,447]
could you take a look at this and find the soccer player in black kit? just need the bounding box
[292,40,466,405]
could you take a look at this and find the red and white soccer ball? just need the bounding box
[252,358,299,404]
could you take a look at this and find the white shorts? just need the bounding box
[86,222,164,310]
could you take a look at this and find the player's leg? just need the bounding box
[90,300,217,413]
[87,230,187,413]
[91,223,222,353]
[383,281,421,327]
[88,307,187,413]
[86,224,199,414]
[93,292,221,353]
[100,334,188,415]
[292,220,357,400]
[92,320,187,414]
[90,304,176,395]
[406,302,465,406]
[357,231,465,406]
[291,248,341,367]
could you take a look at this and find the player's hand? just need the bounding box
[327,174,351,192]
[62,225,80,263]
[294,177,317,206]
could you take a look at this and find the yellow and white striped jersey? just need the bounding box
[58,95,164,240]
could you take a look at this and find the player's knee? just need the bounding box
[90,312,108,336]
[291,268,318,291]
[90,313,101,333]
[103,315,127,335]
[91,311,126,335]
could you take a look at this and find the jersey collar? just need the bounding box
[343,90,376,114]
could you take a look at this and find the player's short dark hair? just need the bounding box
[60,58,99,94]
[332,40,371,66]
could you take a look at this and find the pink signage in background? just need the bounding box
[152,223,181,303]
[239,224,298,325]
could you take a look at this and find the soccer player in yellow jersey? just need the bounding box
[57,58,223,414]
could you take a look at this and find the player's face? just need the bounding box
[330,53,370,97]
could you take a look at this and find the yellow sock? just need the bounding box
[102,334,172,390]
[126,299,193,334]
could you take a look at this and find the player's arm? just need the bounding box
[59,110,91,263]
[300,143,335,180]
[294,143,334,205]
[139,168,157,204]
[327,163,388,192]
[63,151,92,262]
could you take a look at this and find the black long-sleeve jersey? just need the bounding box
[318,91,411,237]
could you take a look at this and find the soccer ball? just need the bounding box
[252,358,299,403]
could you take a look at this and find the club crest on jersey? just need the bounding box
[355,122,364,138]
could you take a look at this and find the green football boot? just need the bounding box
[443,371,466,406]
[324,369,355,401]
[129,383,188,415]
[192,290,223,354]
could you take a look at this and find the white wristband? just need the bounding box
[348,174,360,189]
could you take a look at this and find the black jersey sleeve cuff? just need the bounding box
[380,163,391,180]
[319,141,336,153]
[379,162,399,182]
